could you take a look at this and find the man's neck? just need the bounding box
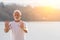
[14,20,20,22]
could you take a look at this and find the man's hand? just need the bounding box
[4,20,10,33]
[20,20,28,33]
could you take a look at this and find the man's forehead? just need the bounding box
[15,12,20,14]
[14,13,20,16]
[13,10,22,16]
[13,12,21,16]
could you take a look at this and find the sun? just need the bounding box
[1,0,60,9]
[34,0,60,9]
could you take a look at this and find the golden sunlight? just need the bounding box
[1,0,60,21]
[2,0,60,9]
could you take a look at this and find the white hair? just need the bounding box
[13,10,22,16]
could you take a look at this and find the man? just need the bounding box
[4,10,28,40]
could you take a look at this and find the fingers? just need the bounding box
[5,20,9,24]
[20,21,24,28]
[5,20,10,28]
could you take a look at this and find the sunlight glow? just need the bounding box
[1,0,60,9]
[1,0,60,21]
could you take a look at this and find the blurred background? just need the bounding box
[0,0,60,40]
[0,0,60,21]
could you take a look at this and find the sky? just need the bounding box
[0,0,60,8]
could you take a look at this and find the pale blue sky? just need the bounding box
[0,0,60,8]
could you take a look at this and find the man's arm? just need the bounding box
[4,21,10,33]
[20,21,28,33]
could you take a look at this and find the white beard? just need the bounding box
[14,17,21,21]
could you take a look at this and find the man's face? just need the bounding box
[13,12,21,21]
